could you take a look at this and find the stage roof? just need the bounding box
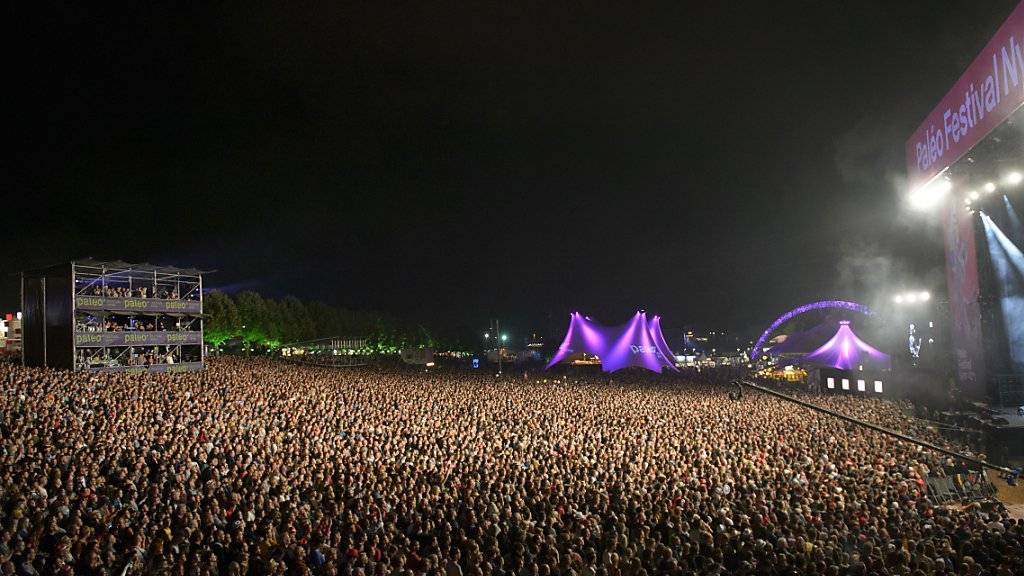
[796,320,890,371]
[546,311,678,373]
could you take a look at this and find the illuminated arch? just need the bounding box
[750,300,873,359]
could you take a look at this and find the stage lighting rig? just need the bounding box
[893,291,930,304]
[908,177,951,211]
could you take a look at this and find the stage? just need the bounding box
[986,469,1024,520]
[937,401,1024,465]
[966,402,1024,428]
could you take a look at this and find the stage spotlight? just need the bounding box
[970,191,980,200]
[1006,172,1023,185]
[894,295,904,304]
[981,214,1024,372]
[920,291,930,301]
[905,293,918,303]
[984,182,997,192]
[909,178,952,210]
[965,198,972,205]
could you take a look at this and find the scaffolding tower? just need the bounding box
[21,259,210,372]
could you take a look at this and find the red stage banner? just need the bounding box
[943,199,986,395]
[906,2,1024,190]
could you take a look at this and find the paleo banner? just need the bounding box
[906,2,1024,190]
[943,199,986,396]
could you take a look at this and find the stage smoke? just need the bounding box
[1004,195,1024,244]
[980,213,1024,373]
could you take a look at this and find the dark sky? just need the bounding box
[8,1,1022,339]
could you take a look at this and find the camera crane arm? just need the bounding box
[736,380,1014,475]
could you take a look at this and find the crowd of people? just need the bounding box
[74,347,195,370]
[1,358,1021,575]
[82,285,198,301]
[76,317,200,333]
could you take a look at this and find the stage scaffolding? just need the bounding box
[280,337,370,367]
[21,259,211,372]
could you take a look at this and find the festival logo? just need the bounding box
[907,4,1024,188]
[123,333,153,344]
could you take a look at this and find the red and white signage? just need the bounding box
[907,2,1024,190]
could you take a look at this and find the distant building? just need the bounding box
[526,332,544,349]
[0,313,22,352]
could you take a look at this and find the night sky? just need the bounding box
[8,1,1022,340]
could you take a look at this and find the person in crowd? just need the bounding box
[0,358,1020,575]
[87,283,199,300]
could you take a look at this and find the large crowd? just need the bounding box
[1,358,1021,576]
[76,316,200,333]
[82,286,198,300]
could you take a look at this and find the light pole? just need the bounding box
[500,333,508,375]
[489,319,507,376]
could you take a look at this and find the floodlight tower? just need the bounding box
[489,319,504,375]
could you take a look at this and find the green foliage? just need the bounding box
[201,290,455,351]
[203,291,240,346]
[234,291,270,346]
[281,296,315,343]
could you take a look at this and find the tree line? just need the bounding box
[202,291,454,351]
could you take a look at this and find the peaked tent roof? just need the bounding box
[546,311,678,373]
[799,321,890,371]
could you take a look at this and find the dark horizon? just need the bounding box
[9,1,1022,341]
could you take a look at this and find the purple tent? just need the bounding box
[545,311,679,373]
[800,321,890,370]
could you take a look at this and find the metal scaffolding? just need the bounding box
[21,259,211,372]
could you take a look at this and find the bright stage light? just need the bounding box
[892,289,933,303]
[984,182,997,192]
[1006,172,1023,185]
[980,214,1024,370]
[965,198,972,205]
[908,178,952,211]
[970,191,980,200]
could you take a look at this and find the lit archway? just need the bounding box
[751,300,872,359]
